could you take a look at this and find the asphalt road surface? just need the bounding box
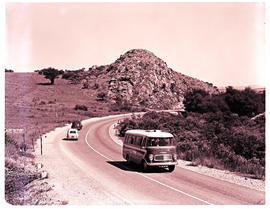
[52,114,265,205]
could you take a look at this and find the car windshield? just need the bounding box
[146,137,175,146]
[70,131,77,134]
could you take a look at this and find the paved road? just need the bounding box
[54,114,265,205]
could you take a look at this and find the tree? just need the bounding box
[183,89,210,113]
[5,69,14,73]
[224,86,262,117]
[38,67,63,85]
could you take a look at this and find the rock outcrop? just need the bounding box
[104,49,218,109]
[67,49,219,110]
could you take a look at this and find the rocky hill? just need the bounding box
[68,49,219,110]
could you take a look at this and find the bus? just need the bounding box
[122,129,178,172]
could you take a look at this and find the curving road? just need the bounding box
[47,114,265,205]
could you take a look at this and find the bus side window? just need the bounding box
[140,137,146,147]
[133,136,136,145]
[130,136,134,145]
[133,136,139,146]
[137,136,142,146]
[126,135,130,144]
[124,135,128,143]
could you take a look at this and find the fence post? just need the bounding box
[40,136,43,155]
[32,137,34,150]
[23,132,25,145]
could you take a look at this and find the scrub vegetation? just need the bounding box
[117,87,265,179]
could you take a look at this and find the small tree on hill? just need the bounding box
[38,67,63,85]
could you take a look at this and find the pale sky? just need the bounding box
[5,2,265,87]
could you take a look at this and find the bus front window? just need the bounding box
[147,138,174,146]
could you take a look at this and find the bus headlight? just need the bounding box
[148,154,154,162]
[173,154,178,161]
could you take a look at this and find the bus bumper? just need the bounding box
[146,161,178,166]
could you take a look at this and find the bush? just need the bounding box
[74,104,88,111]
[225,87,264,117]
[5,69,14,73]
[183,87,265,117]
[62,71,76,80]
[62,69,86,84]
[183,89,209,113]
[97,92,106,101]
[117,111,265,179]
[39,101,46,105]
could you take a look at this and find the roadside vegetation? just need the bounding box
[5,71,135,204]
[117,87,265,179]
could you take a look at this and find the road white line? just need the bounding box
[110,192,134,205]
[85,128,134,205]
[136,172,213,205]
[85,128,214,205]
[85,128,113,162]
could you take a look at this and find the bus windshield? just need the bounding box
[146,137,175,147]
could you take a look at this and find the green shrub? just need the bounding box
[74,104,88,111]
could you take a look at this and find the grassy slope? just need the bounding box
[5,72,119,205]
[5,72,117,145]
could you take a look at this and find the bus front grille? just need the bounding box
[154,154,172,161]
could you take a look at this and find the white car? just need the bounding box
[67,128,79,140]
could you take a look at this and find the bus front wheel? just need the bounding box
[142,160,148,172]
[168,165,175,172]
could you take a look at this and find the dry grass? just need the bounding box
[5,72,122,205]
[5,72,119,149]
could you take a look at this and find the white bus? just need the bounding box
[123,130,178,172]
